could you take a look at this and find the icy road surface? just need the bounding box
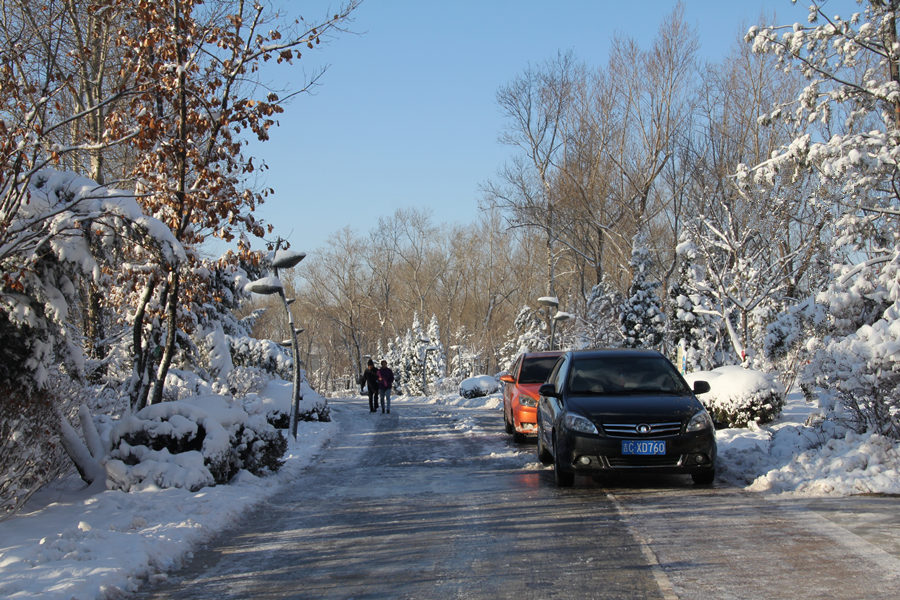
[133,396,900,599]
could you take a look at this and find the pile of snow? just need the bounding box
[685,366,785,427]
[458,375,500,399]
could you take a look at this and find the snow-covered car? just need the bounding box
[459,375,500,399]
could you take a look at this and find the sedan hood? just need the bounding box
[566,393,702,422]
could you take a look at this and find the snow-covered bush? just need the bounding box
[685,366,785,428]
[229,336,292,380]
[105,396,286,492]
[241,378,331,430]
[459,375,500,399]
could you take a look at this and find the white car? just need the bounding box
[459,375,500,399]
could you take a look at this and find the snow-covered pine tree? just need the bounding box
[584,280,624,348]
[620,229,666,349]
[498,305,548,371]
[399,323,425,396]
[448,325,475,380]
[668,238,726,371]
[424,314,446,390]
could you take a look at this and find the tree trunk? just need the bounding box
[150,269,179,405]
[57,407,105,490]
[129,278,156,411]
[888,0,900,130]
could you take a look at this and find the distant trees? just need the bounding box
[292,209,529,392]
[244,2,898,448]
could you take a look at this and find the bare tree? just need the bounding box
[487,51,577,297]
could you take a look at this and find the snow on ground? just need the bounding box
[2,382,900,599]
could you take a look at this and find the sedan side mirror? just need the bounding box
[692,380,711,395]
[538,383,559,398]
[499,373,515,384]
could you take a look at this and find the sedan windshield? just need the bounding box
[519,356,561,384]
[567,356,690,395]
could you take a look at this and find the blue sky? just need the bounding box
[240,0,818,254]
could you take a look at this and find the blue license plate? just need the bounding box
[621,440,666,455]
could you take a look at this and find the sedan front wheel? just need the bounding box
[552,434,574,487]
[503,405,514,434]
[536,427,553,465]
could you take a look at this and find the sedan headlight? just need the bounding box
[519,395,537,407]
[686,409,714,432]
[563,413,598,435]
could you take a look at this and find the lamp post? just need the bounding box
[537,296,571,351]
[246,239,306,439]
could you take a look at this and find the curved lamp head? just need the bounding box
[271,249,306,269]
[537,296,559,308]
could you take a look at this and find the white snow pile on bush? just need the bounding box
[685,366,785,428]
[459,375,500,399]
[243,377,331,427]
[105,395,286,492]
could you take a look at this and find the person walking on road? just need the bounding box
[377,360,395,414]
[359,359,379,413]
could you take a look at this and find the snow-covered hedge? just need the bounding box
[105,396,286,492]
[685,366,785,428]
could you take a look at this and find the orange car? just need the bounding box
[500,351,563,441]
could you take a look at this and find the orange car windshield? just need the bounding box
[519,356,561,384]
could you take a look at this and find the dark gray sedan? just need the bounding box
[536,348,716,487]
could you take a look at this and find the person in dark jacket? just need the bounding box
[377,360,395,414]
[360,359,379,412]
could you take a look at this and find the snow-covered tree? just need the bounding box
[667,238,728,371]
[620,229,665,349]
[448,326,477,381]
[583,280,624,348]
[0,171,183,394]
[745,1,900,437]
[498,306,548,371]
[424,314,446,389]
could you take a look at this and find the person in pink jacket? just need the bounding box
[376,360,395,414]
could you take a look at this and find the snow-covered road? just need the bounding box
[131,396,900,599]
[132,397,662,598]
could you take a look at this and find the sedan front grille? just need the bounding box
[602,421,682,438]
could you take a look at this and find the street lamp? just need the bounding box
[537,296,570,351]
[246,239,306,439]
[551,311,572,351]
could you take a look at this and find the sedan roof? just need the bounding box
[566,348,664,359]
